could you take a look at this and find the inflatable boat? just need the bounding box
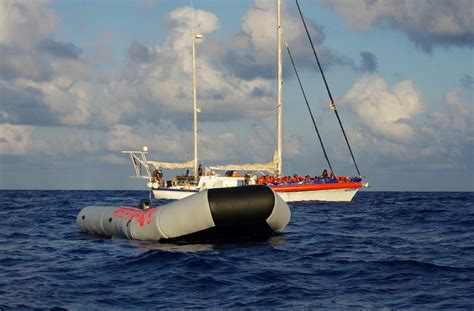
[76,185,290,243]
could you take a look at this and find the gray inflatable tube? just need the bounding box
[76,185,290,242]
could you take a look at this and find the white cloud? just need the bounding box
[341,75,424,143]
[0,123,101,156]
[216,0,331,80]
[0,0,58,48]
[18,79,93,126]
[442,87,472,132]
[0,0,98,128]
[106,124,152,152]
[0,1,348,132]
[105,123,201,163]
[338,76,472,174]
[0,124,42,155]
[116,4,281,125]
[104,122,260,165]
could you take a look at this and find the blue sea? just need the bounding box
[1,191,473,309]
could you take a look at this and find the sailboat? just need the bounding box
[123,0,367,202]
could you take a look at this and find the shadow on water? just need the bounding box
[79,230,288,253]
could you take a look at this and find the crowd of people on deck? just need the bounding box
[151,164,352,189]
[256,169,350,185]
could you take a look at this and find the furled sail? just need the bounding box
[148,160,194,170]
[210,152,278,173]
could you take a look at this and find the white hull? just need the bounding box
[154,185,359,202]
[153,175,246,200]
[275,187,359,202]
[153,189,198,200]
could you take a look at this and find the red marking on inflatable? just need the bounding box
[112,207,157,227]
[271,182,362,192]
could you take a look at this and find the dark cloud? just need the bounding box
[0,44,53,82]
[207,37,354,81]
[126,41,155,63]
[219,48,275,80]
[251,86,272,98]
[38,39,82,59]
[406,30,474,53]
[357,51,378,73]
[0,82,59,126]
[327,0,474,53]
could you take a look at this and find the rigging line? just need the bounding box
[295,0,361,177]
[285,40,335,177]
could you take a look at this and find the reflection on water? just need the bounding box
[115,233,288,253]
[134,241,214,253]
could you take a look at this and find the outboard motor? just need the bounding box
[138,198,151,210]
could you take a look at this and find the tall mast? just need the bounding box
[192,27,199,176]
[276,0,283,178]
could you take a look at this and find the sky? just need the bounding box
[0,0,472,191]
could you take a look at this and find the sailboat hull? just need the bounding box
[153,188,199,200]
[270,181,362,202]
[274,187,359,202]
[153,183,361,202]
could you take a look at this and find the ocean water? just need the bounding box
[0,190,473,309]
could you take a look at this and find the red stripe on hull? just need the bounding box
[271,182,362,192]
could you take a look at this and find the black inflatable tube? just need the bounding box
[208,185,275,227]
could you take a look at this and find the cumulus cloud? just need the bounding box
[430,87,473,133]
[0,44,54,82]
[338,75,472,175]
[0,80,59,125]
[210,0,330,80]
[127,41,155,63]
[323,0,474,52]
[0,0,58,49]
[0,1,107,129]
[114,5,280,125]
[341,75,424,143]
[0,1,64,82]
[425,76,473,156]
[104,122,262,165]
[0,124,40,155]
[0,123,101,156]
[18,78,95,126]
[0,0,361,133]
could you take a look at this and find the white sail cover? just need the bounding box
[148,160,194,170]
[210,152,278,173]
